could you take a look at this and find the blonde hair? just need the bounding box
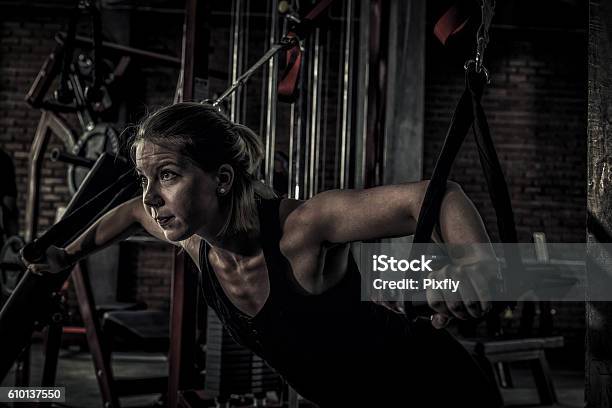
[131,102,273,236]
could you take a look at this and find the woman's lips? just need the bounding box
[157,216,174,227]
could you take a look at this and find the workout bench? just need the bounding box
[460,233,570,406]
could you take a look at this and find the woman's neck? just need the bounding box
[199,219,261,257]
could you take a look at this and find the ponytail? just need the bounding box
[232,124,263,176]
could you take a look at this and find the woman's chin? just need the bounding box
[163,227,190,242]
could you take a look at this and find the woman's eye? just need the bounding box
[160,170,176,181]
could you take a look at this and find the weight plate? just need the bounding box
[67,123,120,194]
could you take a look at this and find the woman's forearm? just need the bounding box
[63,197,143,265]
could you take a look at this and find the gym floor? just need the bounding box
[1,339,584,408]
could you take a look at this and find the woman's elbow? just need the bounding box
[414,179,462,212]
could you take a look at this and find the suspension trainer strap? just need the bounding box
[411,72,480,245]
[207,0,336,106]
[433,0,475,45]
[21,154,136,263]
[278,0,336,102]
[468,73,523,292]
[410,70,522,301]
[277,35,303,102]
[412,70,520,242]
[467,75,517,243]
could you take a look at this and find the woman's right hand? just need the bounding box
[20,245,72,276]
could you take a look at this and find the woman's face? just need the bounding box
[135,141,224,241]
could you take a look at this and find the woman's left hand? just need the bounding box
[426,258,500,329]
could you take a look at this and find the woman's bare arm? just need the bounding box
[284,180,499,327]
[285,181,479,244]
[24,197,175,274]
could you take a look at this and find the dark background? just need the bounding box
[0,0,587,362]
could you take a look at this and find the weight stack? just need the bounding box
[205,307,281,400]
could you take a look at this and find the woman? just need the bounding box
[26,103,502,407]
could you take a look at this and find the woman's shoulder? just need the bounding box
[276,198,311,249]
[277,198,304,226]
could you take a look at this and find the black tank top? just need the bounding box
[199,198,502,407]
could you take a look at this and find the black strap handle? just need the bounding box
[408,69,523,319]
[412,74,480,244]
[21,154,136,263]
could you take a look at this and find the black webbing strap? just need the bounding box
[433,0,475,45]
[409,69,523,309]
[21,154,136,263]
[469,72,524,296]
[278,0,336,102]
[412,75,477,245]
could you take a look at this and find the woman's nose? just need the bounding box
[143,186,163,208]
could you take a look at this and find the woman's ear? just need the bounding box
[216,164,235,196]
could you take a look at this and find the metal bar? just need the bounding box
[340,0,354,189]
[72,261,120,408]
[294,98,305,199]
[69,73,95,132]
[320,26,331,191]
[214,43,286,107]
[264,0,279,186]
[169,2,208,407]
[25,112,76,243]
[311,28,323,195]
[50,148,96,168]
[303,28,322,198]
[334,1,346,189]
[61,33,183,65]
[363,0,388,188]
[353,0,370,189]
[25,43,64,108]
[288,103,297,198]
[382,0,397,181]
[168,248,188,408]
[46,113,77,154]
[303,37,312,198]
[228,0,243,121]
[240,0,251,123]
[178,0,197,101]
[41,322,62,390]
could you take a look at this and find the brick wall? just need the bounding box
[118,240,175,312]
[0,8,71,235]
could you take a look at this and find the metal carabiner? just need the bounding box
[464,59,490,84]
[465,0,494,83]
